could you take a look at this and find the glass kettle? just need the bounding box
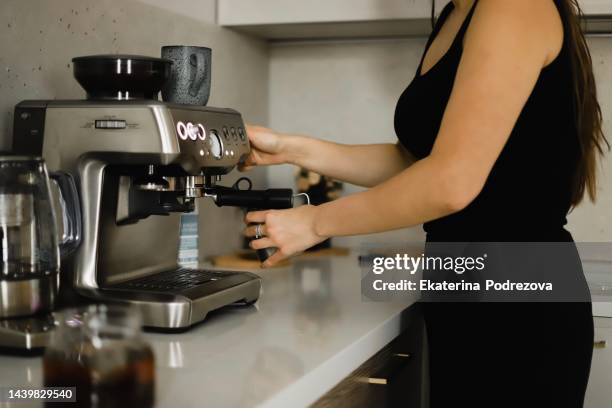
[0,156,81,318]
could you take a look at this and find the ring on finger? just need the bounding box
[255,224,265,239]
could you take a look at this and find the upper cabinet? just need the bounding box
[582,0,612,15]
[218,0,431,25]
[217,0,612,41]
[217,0,437,40]
[582,0,612,34]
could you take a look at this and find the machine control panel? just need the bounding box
[11,101,251,175]
[169,107,250,171]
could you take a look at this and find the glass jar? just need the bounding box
[43,305,155,408]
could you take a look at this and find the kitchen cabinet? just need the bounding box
[313,305,427,408]
[581,0,612,34]
[217,0,435,40]
[217,0,431,26]
[581,0,612,15]
[218,0,612,40]
[585,318,612,408]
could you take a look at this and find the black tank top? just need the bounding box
[394,0,579,242]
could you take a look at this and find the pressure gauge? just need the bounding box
[208,130,223,160]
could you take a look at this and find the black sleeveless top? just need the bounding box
[394,0,579,242]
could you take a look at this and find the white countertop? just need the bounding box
[0,254,417,408]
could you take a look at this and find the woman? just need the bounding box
[242,0,608,405]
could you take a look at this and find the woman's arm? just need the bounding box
[285,136,416,188]
[246,0,563,266]
[243,126,416,187]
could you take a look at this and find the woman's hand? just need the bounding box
[241,126,414,187]
[239,125,293,171]
[244,205,327,268]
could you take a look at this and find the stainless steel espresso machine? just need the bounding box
[9,55,296,330]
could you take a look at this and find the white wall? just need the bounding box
[0,0,270,257]
[269,38,428,247]
[268,37,612,244]
[569,38,612,242]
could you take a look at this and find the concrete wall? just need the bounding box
[268,37,612,244]
[0,0,270,257]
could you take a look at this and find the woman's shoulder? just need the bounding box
[432,2,458,36]
[472,0,561,28]
[470,0,563,38]
[467,0,564,66]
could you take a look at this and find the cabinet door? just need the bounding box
[580,0,612,15]
[313,305,426,408]
[427,0,612,15]
[218,0,432,26]
[585,319,612,408]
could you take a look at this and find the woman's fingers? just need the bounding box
[245,123,263,135]
[249,238,274,250]
[243,224,268,238]
[238,164,255,172]
[239,151,273,170]
[239,150,260,168]
[245,211,270,224]
[241,125,288,169]
[262,250,287,268]
[243,205,324,267]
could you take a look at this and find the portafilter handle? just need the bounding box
[210,186,295,209]
[205,182,309,262]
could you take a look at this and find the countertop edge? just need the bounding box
[258,301,417,408]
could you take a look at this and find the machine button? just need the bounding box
[230,127,237,141]
[197,124,207,141]
[177,121,188,140]
[223,127,230,141]
[238,127,246,141]
[96,119,127,129]
[208,130,223,160]
[187,122,198,141]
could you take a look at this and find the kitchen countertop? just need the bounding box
[0,254,418,408]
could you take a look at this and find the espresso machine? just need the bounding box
[10,55,297,330]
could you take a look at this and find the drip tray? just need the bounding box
[110,268,228,293]
[99,268,262,329]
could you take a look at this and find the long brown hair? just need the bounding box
[559,0,609,205]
